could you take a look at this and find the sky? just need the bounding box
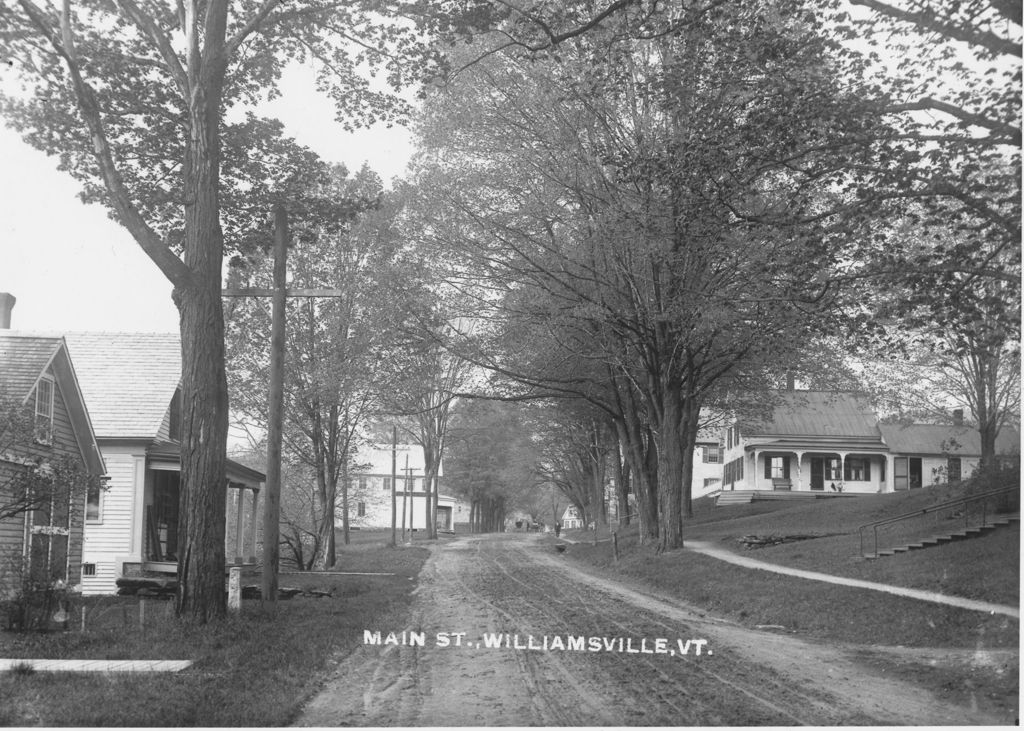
[0,64,414,333]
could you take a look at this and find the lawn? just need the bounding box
[562,474,1020,650]
[0,537,430,727]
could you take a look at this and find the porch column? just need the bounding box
[838,452,848,490]
[234,482,245,564]
[249,488,260,563]
[751,450,760,489]
[794,451,804,491]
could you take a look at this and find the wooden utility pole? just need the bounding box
[262,204,288,605]
[401,454,409,542]
[222,205,347,606]
[390,426,397,547]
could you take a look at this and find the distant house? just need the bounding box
[345,443,464,533]
[719,390,1019,496]
[879,422,1020,490]
[560,505,585,530]
[64,333,265,595]
[692,427,725,497]
[0,326,105,595]
[721,391,889,494]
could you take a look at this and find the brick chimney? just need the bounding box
[952,408,964,426]
[0,292,14,329]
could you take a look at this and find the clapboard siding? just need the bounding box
[0,461,28,596]
[0,370,90,591]
[52,379,85,586]
[81,448,141,594]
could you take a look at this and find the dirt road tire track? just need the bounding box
[293,534,1012,726]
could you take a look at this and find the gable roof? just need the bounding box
[63,332,180,439]
[880,423,1022,457]
[744,391,880,439]
[0,332,63,405]
[0,332,105,474]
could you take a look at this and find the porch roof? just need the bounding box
[147,440,266,484]
[747,437,888,453]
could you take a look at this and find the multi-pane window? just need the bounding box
[358,476,368,492]
[765,456,790,479]
[34,377,54,444]
[947,457,962,482]
[30,485,71,583]
[844,457,871,481]
[383,477,392,491]
[825,458,841,481]
[357,501,366,517]
[703,446,722,464]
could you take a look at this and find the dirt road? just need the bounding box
[295,533,1012,726]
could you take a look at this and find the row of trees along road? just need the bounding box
[2,0,1017,614]
[412,1,924,551]
[443,399,541,534]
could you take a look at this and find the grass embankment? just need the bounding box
[0,531,429,726]
[563,477,1019,650]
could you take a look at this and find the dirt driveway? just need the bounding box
[295,533,1014,726]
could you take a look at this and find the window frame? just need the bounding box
[843,457,871,482]
[86,476,105,523]
[34,375,55,445]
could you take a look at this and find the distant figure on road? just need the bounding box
[554,521,562,538]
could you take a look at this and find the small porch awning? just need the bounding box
[146,440,266,485]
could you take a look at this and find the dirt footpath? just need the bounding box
[294,533,1014,726]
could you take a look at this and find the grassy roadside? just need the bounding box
[567,534,1017,648]
[560,478,1019,650]
[0,532,430,726]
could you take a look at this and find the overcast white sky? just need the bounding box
[0,64,414,333]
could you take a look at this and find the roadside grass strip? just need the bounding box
[685,540,1019,619]
[0,658,192,672]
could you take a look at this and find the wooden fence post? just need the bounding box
[228,566,242,612]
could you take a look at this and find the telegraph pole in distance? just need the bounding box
[262,204,287,606]
[390,426,397,547]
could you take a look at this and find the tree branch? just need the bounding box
[17,0,194,288]
[850,0,1022,57]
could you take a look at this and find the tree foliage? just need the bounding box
[411,0,894,549]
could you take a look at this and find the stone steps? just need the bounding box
[867,514,1019,558]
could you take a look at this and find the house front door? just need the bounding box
[810,458,825,491]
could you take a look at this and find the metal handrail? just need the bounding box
[858,484,1019,558]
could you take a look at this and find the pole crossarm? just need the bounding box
[222,288,346,298]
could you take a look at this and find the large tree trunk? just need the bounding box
[616,409,658,543]
[655,380,685,552]
[612,440,631,527]
[680,397,701,520]
[175,282,229,621]
[174,24,230,621]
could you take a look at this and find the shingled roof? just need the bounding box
[0,332,63,403]
[0,331,105,474]
[744,391,881,439]
[63,332,180,439]
[880,423,1022,457]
